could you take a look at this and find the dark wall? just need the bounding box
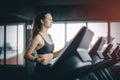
[1,2,120,24]
[36,5,120,21]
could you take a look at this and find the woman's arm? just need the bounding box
[24,36,44,62]
[53,42,68,58]
[53,48,63,58]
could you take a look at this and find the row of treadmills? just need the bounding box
[43,26,120,80]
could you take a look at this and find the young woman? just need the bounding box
[24,11,64,80]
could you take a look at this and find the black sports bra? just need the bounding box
[36,33,54,54]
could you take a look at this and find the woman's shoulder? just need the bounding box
[32,34,43,43]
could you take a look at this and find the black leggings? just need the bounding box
[33,63,52,80]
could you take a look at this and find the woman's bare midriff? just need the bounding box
[38,53,53,65]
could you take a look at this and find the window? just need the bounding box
[0,24,24,65]
[110,22,120,48]
[88,22,108,48]
[0,26,4,64]
[66,22,86,41]
[18,25,24,64]
[6,25,17,64]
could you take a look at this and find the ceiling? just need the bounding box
[0,0,120,24]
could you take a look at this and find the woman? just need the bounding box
[24,11,63,80]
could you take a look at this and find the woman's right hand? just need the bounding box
[37,57,45,63]
[38,53,53,65]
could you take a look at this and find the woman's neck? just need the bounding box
[40,26,48,34]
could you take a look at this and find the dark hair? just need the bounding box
[32,11,52,38]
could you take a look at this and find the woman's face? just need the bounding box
[41,13,53,28]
